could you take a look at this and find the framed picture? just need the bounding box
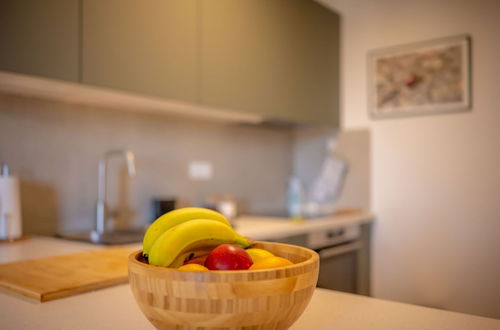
[368,35,471,119]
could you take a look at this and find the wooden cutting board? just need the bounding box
[0,247,136,302]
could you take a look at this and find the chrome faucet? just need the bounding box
[92,150,136,242]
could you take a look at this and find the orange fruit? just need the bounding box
[249,256,293,270]
[177,264,209,272]
[246,248,274,262]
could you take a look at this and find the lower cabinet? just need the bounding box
[317,245,358,293]
[274,223,371,296]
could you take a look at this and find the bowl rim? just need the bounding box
[128,241,319,275]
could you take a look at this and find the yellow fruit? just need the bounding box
[249,256,294,270]
[142,207,231,256]
[246,248,274,262]
[177,264,209,272]
[148,219,252,267]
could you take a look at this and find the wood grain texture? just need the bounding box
[0,247,135,302]
[128,241,319,330]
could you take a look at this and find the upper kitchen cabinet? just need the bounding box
[0,0,79,81]
[82,0,198,103]
[200,0,340,125]
[0,0,339,125]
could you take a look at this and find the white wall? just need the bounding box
[321,0,500,319]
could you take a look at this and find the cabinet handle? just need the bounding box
[319,241,362,259]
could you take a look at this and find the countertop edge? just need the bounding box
[235,210,374,241]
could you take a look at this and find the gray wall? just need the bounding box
[0,94,293,235]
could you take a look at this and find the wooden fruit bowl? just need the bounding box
[128,241,319,330]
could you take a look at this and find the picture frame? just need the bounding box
[368,35,471,119]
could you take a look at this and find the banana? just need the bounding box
[168,247,214,269]
[148,219,252,267]
[143,207,231,256]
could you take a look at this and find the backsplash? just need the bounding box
[0,94,293,235]
[293,127,370,212]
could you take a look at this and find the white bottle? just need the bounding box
[287,176,303,218]
[0,165,23,240]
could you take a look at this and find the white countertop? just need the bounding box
[235,210,373,241]
[1,237,499,329]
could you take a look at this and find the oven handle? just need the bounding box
[318,241,362,259]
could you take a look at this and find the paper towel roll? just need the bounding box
[0,176,22,240]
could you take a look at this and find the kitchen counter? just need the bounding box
[1,237,499,329]
[235,210,373,241]
[2,282,499,330]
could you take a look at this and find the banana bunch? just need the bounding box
[143,207,252,268]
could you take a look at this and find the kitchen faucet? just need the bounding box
[92,150,136,242]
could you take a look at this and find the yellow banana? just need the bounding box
[148,219,252,267]
[168,247,214,269]
[143,207,231,256]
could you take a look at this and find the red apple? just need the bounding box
[204,244,253,270]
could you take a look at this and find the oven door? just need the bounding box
[316,241,362,293]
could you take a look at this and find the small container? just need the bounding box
[0,164,23,240]
[205,194,238,227]
[151,199,176,223]
[287,176,303,218]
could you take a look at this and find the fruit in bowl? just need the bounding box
[246,248,274,262]
[128,207,319,330]
[204,244,253,270]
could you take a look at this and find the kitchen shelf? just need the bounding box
[0,70,264,124]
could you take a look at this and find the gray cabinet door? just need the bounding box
[82,0,198,103]
[0,0,79,82]
[200,0,339,125]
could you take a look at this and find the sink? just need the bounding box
[58,149,143,246]
[57,229,145,245]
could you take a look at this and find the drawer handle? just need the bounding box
[319,241,362,259]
